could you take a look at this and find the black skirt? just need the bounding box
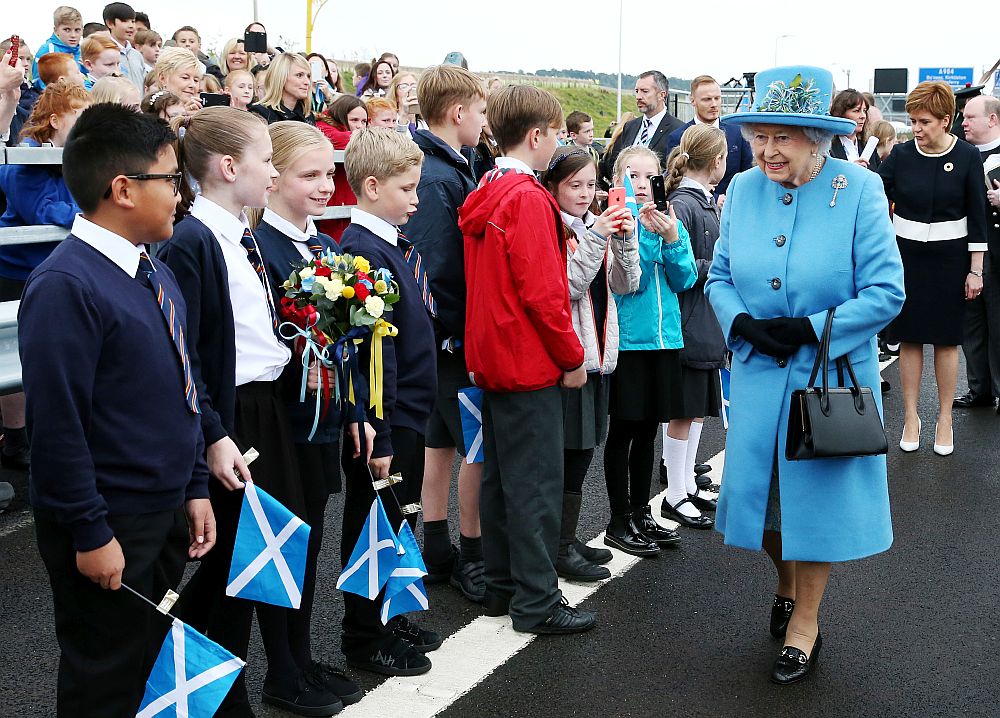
[609,349,685,422]
[234,381,306,519]
[889,236,967,346]
[295,441,342,495]
[667,365,721,420]
[562,373,610,451]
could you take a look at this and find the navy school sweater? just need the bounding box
[19,236,209,552]
[338,222,437,458]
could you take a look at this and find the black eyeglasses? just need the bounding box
[103,173,184,199]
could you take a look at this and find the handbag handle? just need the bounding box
[806,308,868,416]
[806,309,835,390]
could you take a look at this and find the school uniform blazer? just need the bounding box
[705,158,905,562]
[663,121,754,196]
[160,217,238,446]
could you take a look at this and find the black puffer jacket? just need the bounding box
[669,183,726,369]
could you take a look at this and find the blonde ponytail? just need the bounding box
[664,124,726,195]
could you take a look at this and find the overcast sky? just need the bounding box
[14,0,999,93]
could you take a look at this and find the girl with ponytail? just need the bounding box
[659,124,729,530]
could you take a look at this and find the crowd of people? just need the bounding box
[0,3,998,715]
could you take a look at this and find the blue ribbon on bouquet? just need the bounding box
[332,326,371,427]
[279,318,336,441]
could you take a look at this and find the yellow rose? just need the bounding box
[374,279,388,294]
[353,256,371,274]
[342,286,355,299]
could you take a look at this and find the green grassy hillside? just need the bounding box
[548,85,623,135]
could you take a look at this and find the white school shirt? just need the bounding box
[189,195,290,385]
[71,214,142,276]
[350,207,399,246]
[262,208,319,261]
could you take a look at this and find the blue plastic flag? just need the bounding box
[379,520,428,624]
[225,480,310,609]
[336,496,401,600]
[720,367,731,429]
[623,171,640,222]
[457,386,484,464]
[136,618,245,718]
[381,578,430,624]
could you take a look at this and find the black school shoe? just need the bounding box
[345,636,432,677]
[688,489,718,512]
[573,539,613,565]
[261,668,343,716]
[520,597,596,635]
[309,662,364,705]
[660,497,714,529]
[388,614,443,652]
[632,506,682,546]
[0,446,29,471]
[770,632,822,685]
[424,544,457,584]
[450,559,486,603]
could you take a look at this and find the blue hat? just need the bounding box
[721,65,857,135]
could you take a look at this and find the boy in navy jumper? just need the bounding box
[20,104,215,716]
[403,64,488,601]
[460,85,594,634]
[337,127,442,676]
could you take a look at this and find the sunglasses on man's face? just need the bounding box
[103,172,183,199]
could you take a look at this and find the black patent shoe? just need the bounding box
[573,538,613,565]
[450,559,486,604]
[556,542,611,582]
[660,498,714,529]
[522,597,596,635]
[770,632,822,685]
[308,662,363,705]
[695,473,719,492]
[262,669,343,716]
[388,615,442,653]
[633,506,681,546]
[694,463,712,476]
[688,489,718,512]
[769,595,795,639]
[604,516,660,557]
[345,636,432,676]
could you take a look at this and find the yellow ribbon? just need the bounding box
[368,319,398,420]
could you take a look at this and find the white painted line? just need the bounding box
[342,356,900,717]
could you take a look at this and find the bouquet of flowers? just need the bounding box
[279,250,400,438]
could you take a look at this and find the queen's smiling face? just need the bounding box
[747,123,817,187]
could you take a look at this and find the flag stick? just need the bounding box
[121,582,180,622]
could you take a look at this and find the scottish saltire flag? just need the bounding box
[623,170,640,222]
[720,367,731,429]
[457,387,484,464]
[136,618,244,718]
[336,496,401,600]
[380,521,429,623]
[225,480,309,608]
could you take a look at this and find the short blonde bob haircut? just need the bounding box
[154,46,202,87]
[905,81,955,122]
[344,127,423,196]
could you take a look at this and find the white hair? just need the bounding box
[739,123,833,156]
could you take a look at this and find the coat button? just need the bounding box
[782,193,793,205]
[770,278,782,290]
[774,234,786,246]
[777,359,787,368]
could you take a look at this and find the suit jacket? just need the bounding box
[600,111,686,187]
[980,143,1000,274]
[829,135,882,171]
[664,120,754,197]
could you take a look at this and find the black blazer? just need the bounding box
[829,135,882,171]
[600,111,686,186]
[160,216,238,447]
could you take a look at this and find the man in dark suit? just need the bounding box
[600,70,685,185]
[663,74,753,199]
[956,94,1000,412]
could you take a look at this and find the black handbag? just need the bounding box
[785,309,888,460]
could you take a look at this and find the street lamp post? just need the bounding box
[306,0,329,53]
[774,34,794,65]
[616,0,623,122]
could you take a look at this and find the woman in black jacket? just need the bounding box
[658,124,729,530]
[829,89,881,170]
[249,52,316,125]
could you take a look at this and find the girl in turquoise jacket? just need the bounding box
[602,146,699,558]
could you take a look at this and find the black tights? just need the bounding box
[564,448,594,495]
[603,417,658,517]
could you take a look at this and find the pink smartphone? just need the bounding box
[608,186,626,211]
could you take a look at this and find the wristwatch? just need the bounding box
[969,270,984,277]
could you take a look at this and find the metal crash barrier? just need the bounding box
[0,146,356,392]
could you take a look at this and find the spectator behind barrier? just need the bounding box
[360,58,394,100]
[80,34,120,88]
[171,25,222,82]
[134,28,161,73]
[102,2,145,92]
[141,88,183,120]
[224,70,255,111]
[366,97,396,128]
[90,75,140,108]
[249,51,314,125]
[153,46,202,115]
[220,38,251,77]
[32,5,85,88]
[315,94,366,240]
[37,53,85,88]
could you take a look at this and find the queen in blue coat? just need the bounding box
[705,66,905,686]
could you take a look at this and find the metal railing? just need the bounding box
[0,145,358,393]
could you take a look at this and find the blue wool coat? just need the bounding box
[705,158,905,562]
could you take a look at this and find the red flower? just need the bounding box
[354,283,370,301]
[356,271,372,283]
[315,265,332,278]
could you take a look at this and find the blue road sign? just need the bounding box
[918,67,974,88]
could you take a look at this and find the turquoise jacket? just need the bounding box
[614,221,697,350]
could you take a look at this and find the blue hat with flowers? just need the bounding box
[721,65,857,135]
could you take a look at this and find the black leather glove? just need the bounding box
[731,314,799,358]
[765,317,818,348]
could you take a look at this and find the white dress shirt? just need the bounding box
[633,107,667,146]
[976,135,1000,153]
[694,116,721,128]
[838,135,860,162]
[190,195,289,385]
[493,156,535,176]
[350,207,399,245]
[71,214,142,276]
[262,208,318,261]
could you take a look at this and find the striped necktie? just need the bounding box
[137,252,201,414]
[397,230,437,317]
[238,227,279,332]
[638,117,652,146]
[306,237,325,259]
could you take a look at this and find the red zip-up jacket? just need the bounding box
[459,169,584,392]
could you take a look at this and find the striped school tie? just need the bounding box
[397,230,437,317]
[239,227,279,332]
[306,237,325,259]
[137,252,201,414]
[638,117,652,146]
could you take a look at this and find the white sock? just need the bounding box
[661,423,669,463]
[664,436,700,518]
[685,421,704,496]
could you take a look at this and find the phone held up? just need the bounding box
[607,186,626,212]
[200,92,230,107]
[650,175,668,211]
[243,30,267,54]
[8,36,19,67]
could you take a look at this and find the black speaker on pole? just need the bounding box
[874,68,908,94]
